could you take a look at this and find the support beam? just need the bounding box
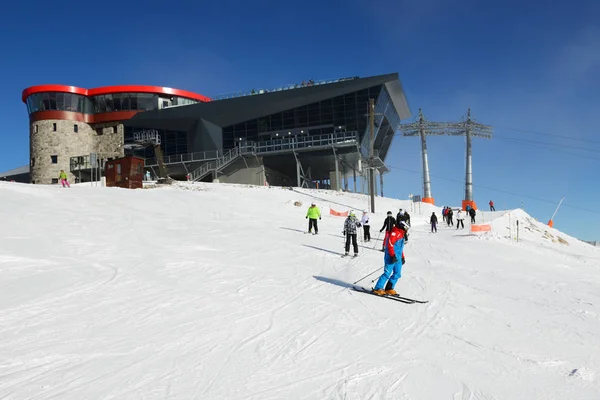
[369,98,376,213]
[420,117,434,204]
[380,170,384,197]
[353,168,357,193]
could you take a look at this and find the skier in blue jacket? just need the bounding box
[373,220,408,296]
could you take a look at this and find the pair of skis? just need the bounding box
[352,286,428,304]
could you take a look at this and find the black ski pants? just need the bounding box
[308,218,318,233]
[431,222,437,232]
[363,225,371,241]
[345,234,358,254]
[457,219,464,229]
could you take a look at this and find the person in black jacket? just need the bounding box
[403,211,411,227]
[396,210,410,242]
[469,207,476,223]
[430,212,438,233]
[379,211,396,251]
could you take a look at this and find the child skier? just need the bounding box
[373,220,409,296]
[59,170,70,188]
[343,211,362,257]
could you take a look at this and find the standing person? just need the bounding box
[305,202,321,234]
[469,207,476,224]
[372,220,409,296]
[396,208,405,224]
[59,170,70,188]
[360,211,371,242]
[446,207,454,227]
[379,211,396,251]
[430,212,438,233]
[403,210,411,227]
[343,211,361,257]
[489,200,495,211]
[442,207,448,224]
[456,209,465,229]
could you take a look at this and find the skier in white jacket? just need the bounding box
[456,209,465,229]
[360,211,371,242]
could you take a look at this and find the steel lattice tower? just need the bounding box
[399,109,446,205]
[445,109,493,210]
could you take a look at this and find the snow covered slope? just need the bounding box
[1,181,599,399]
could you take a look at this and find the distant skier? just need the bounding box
[59,170,70,188]
[446,207,453,227]
[396,208,404,224]
[456,210,465,229]
[469,207,476,224]
[489,200,495,211]
[343,211,361,257]
[379,211,396,251]
[396,210,410,242]
[403,210,411,227]
[305,202,321,234]
[360,211,371,242]
[372,220,409,296]
[430,212,438,233]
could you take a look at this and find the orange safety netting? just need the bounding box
[470,224,492,232]
[330,208,349,217]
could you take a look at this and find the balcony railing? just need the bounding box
[144,150,219,167]
[239,131,358,155]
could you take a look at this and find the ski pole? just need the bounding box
[372,230,381,250]
[353,267,381,285]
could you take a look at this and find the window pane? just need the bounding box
[56,93,64,110]
[113,93,122,111]
[48,93,57,110]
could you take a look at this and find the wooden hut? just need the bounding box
[105,156,144,189]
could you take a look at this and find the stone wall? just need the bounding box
[30,120,96,184]
[92,123,125,160]
[29,120,125,185]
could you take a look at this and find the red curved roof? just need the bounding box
[22,84,211,103]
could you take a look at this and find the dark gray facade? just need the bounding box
[124,73,411,187]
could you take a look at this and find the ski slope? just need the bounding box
[1,181,599,399]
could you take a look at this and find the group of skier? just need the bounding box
[305,200,492,298]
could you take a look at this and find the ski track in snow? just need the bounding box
[0,181,599,399]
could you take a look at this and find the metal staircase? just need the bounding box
[189,147,241,182]
[184,132,360,182]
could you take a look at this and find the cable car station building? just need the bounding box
[20,73,410,190]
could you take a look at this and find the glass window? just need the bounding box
[56,93,64,110]
[104,94,114,112]
[48,93,57,110]
[51,155,57,164]
[112,94,121,111]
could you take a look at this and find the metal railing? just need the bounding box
[211,77,359,101]
[165,131,360,182]
[145,150,219,167]
[239,131,358,155]
[188,148,240,182]
[189,160,217,182]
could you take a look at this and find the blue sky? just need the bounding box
[1,0,599,240]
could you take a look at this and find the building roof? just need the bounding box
[0,165,30,177]
[125,73,411,132]
[22,85,210,103]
